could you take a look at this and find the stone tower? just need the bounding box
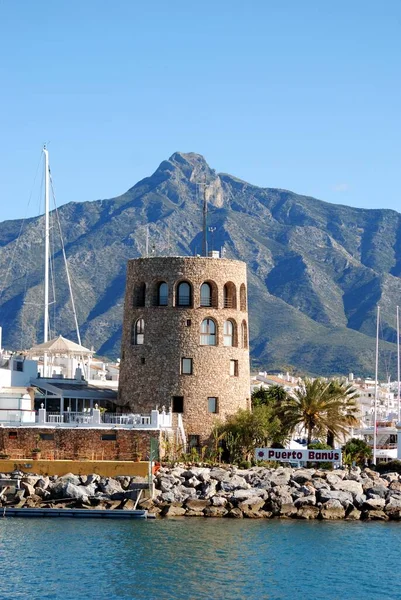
[118,256,251,443]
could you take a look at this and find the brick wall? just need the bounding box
[0,427,160,461]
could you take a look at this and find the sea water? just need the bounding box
[0,518,400,600]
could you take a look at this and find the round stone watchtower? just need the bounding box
[118,256,251,443]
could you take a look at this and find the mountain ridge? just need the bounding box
[0,151,400,378]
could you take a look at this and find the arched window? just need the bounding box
[223,320,235,347]
[200,282,212,307]
[177,281,191,307]
[133,282,146,307]
[240,284,247,311]
[132,318,145,345]
[241,320,248,349]
[200,318,217,346]
[223,282,237,309]
[157,282,168,306]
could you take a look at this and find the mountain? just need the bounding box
[0,151,400,377]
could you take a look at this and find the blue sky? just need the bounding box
[0,0,400,221]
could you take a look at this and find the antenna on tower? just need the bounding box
[145,226,149,257]
[202,174,208,256]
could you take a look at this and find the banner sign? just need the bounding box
[255,448,342,463]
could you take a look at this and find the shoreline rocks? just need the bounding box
[151,465,401,521]
[2,465,401,521]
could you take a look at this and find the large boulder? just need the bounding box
[232,489,267,502]
[389,480,401,492]
[270,469,292,486]
[209,468,232,483]
[320,499,345,520]
[210,495,227,507]
[345,507,362,520]
[162,504,186,517]
[317,489,353,506]
[333,480,363,496]
[296,506,320,519]
[21,476,40,487]
[363,498,386,510]
[220,475,250,492]
[199,481,217,499]
[292,470,315,484]
[62,482,90,503]
[98,478,124,496]
[366,486,388,499]
[20,482,35,497]
[203,505,228,517]
[294,496,316,508]
[57,473,81,486]
[35,477,50,491]
[385,495,401,509]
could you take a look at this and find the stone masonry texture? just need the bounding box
[118,256,251,442]
[0,427,159,460]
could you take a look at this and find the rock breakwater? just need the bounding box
[0,472,149,511]
[2,466,401,520]
[152,465,401,520]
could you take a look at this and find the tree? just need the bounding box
[215,405,285,463]
[325,381,359,447]
[281,378,359,446]
[252,384,289,408]
[342,438,372,467]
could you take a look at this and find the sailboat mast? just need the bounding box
[397,306,400,422]
[202,179,208,257]
[43,145,50,377]
[373,304,380,465]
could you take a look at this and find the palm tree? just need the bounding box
[282,378,359,446]
[342,438,372,467]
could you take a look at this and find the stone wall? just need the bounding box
[118,257,251,442]
[0,427,159,461]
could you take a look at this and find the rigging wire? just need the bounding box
[49,170,82,347]
[49,207,57,339]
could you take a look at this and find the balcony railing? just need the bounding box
[0,407,173,429]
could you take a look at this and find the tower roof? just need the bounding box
[28,335,92,356]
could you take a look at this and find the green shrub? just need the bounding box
[375,460,401,474]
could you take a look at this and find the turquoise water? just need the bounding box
[0,518,400,600]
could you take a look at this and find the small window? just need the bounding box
[200,318,217,346]
[133,282,146,307]
[40,433,54,441]
[223,320,234,347]
[177,282,191,307]
[200,282,212,307]
[172,396,184,413]
[181,357,193,375]
[8,432,18,439]
[158,282,168,306]
[241,320,248,349]
[208,397,218,413]
[230,359,238,377]
[240,284,247,311]
[186,319,192,327]
[223,283,237,309]
[13,361,24,372]
[140,357,146,365]
[132,318,145,345]
[101,433,117,441]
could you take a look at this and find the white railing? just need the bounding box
[0,410,36,424]
[0,406,174,429]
